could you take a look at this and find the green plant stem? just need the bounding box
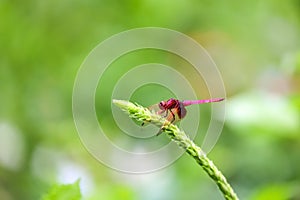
[113,99,239,200]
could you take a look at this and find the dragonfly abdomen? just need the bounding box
[182,98,224,106]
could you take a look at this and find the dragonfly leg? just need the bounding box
[169,109,175,123]
[163,110,168,118]
[156,129,163,136]
[156,109,176,136]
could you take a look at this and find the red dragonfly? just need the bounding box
[142,98,225,135]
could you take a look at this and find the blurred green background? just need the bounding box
[1,0,300,199]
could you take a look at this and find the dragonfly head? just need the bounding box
[159,101,167,110]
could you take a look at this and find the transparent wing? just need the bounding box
[141,103,167,126]
[147,104,167,116]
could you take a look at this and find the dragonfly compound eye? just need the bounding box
[159,101,165,109]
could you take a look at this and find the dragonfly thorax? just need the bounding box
[159,98,181,110]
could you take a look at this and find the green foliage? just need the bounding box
[1,0,300,199]
[42,181,81,200]
[251,184,290,200]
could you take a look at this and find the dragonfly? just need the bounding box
[142,97,225,135]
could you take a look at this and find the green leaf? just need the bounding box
[251,184,290,200]
[42,180,82,200]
